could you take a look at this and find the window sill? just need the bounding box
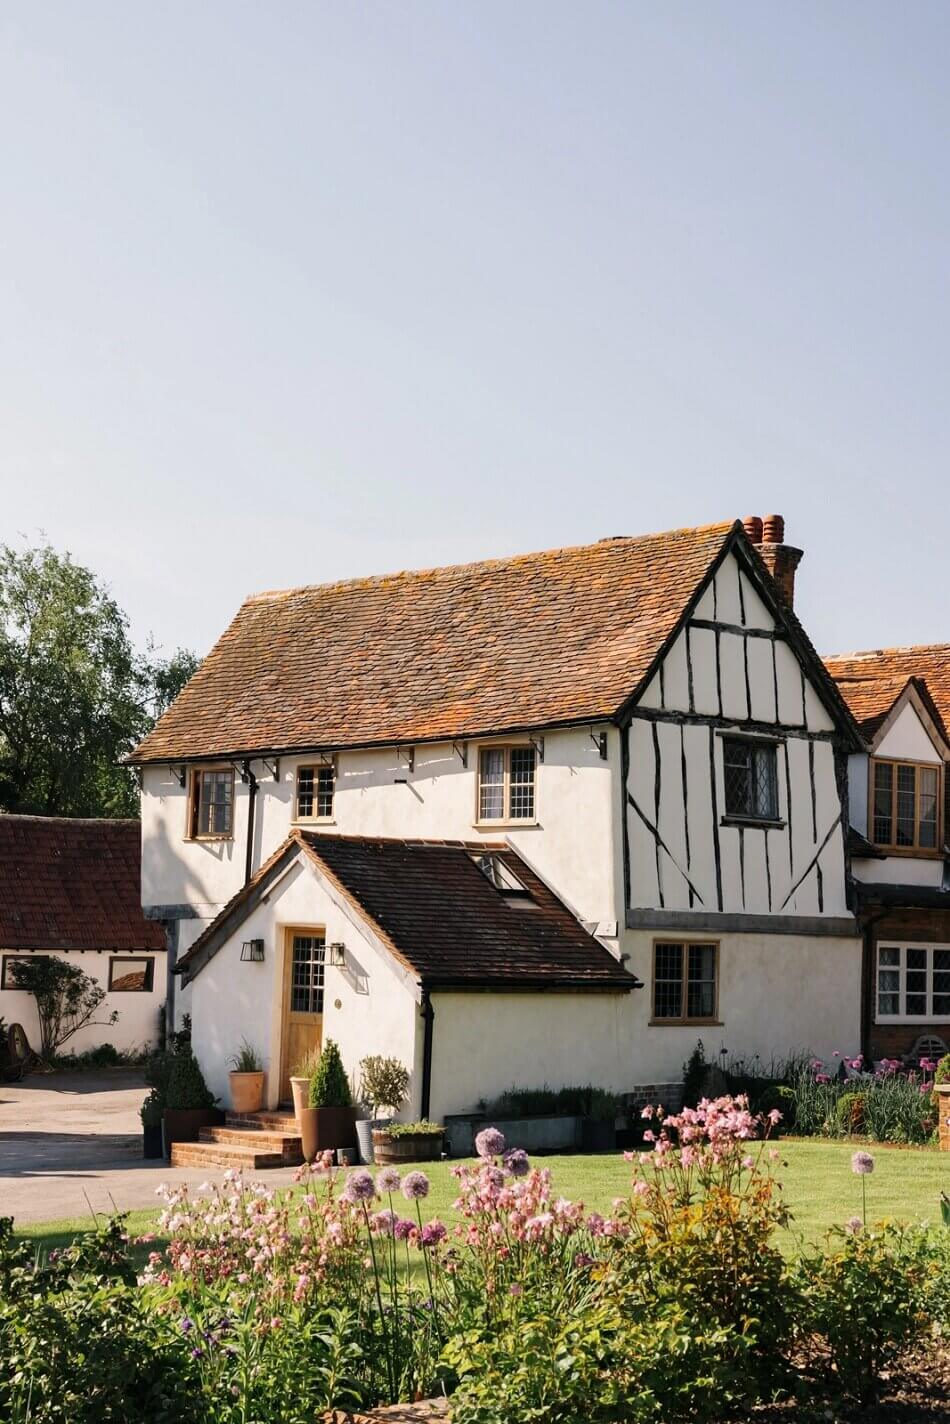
[875,1016,950,1025]
[473,820,540,830]
[187,834,234,843]
[720,815,786,831]
[868,846,944,860]
[293,818,336,827]
[649,1018,723,1028]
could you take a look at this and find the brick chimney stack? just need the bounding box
[741,513,803,609]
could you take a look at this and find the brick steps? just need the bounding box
[168,1109,304,1170]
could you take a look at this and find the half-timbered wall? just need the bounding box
[625,550,850,921]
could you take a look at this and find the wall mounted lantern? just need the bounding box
[328,942,346,968]
[240,938,265,963]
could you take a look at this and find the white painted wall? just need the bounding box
[877,703,944,763]
[0,949,164,1055]
[187,857,421,1112]
[142,723,622,943]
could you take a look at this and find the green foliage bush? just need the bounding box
[166,1046,216,1111]
[482,1084,623,1121]
[309,1039,351,1108]
[381,1119,444,1138]
[834,1089,867,1135]
[358,1055,410,1114]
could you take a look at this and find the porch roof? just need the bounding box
[175,831,638,992]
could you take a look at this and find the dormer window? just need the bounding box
[477,746,537,824]
[296,764,335,822]
[871,759,941,852]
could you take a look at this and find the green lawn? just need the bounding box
[15,1138,950,1260]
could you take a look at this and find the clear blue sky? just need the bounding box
[1,3,947,660]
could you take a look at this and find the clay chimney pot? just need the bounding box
[742,516,763,544]
[762,514,785,544]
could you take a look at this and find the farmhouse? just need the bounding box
[0,815,166,1056]
[129,515,871,1118]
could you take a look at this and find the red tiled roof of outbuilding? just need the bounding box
[823,645,950,740]
[0,815,164,952]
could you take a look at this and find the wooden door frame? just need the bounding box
[277,925,326,1104]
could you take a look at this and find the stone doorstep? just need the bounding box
[202,1124,303,1160]
[227,1109,299,1131]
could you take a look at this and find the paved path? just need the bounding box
[0,1071,298,1227]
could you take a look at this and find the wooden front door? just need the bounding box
[279,929,326,1103]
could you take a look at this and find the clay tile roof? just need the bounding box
[0,816,165,952]
[823,645,950,741]
[130,522,737,763]
[178,832,636,991]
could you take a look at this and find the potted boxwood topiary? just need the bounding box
[228,1039,265,1114]
[356,1055,410,1164]
[140,1089,164,1158]
[299,1039,357,1161]
[162,1044,222,1157]
[372,1119,444,1164]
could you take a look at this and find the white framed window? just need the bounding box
[876,943,950,1021]
[476,745,537,823]
[295,763,335,821]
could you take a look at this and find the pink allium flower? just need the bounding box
[420,1220,447,1247]
[342,1169,377,1203]
[376,1167,402,1193]
[402,1170,431,1200]
[394,1218,414,1241]
[851,1151,874,1176]
[475,1127,506,1159]
[845,1216,863,1235]
[503,1148,530,1178]
[371,1209,397,1236]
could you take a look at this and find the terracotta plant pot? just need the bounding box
[230,1071,265,1115]
[290,1076,310,1123]
[372,1129,443,1164]
[299,1104,358,1162]
[162,1107,224,1158]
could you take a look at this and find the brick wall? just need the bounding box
[866,906,950,1062]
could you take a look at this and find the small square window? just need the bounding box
[722,738,778,822]
[108,958,155,992]
[652,942,718,1024]
[477,746,537,823]
[296,764,335,820]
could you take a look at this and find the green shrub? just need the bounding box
[309,1039,351,1108]
[796,1223,933,1404]
[166,1046,215,1111]
[482,1084,623,1120]
[681,1041,707,1109]
[358,1055,410,1114]
[934,1054,950,1086]
[834,1090,867,1135]
[381,1119,443,1138]
[140,1090,163,1128]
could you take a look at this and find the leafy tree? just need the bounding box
[8,957,118,1062]
[0,539,198,816]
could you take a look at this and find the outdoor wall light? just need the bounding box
[240,938,265,963]
[328,942,346,968]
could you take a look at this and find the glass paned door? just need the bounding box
[280,931,325,1102]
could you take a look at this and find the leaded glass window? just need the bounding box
[722,738,778,821]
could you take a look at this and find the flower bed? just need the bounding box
[4,1101,950,1423]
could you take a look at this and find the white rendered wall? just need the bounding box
[876,703,944,764]
[187,860,421,1112]
[0,949,164,1055]
[142,725,622,943]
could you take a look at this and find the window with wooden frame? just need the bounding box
[1,954,49,990]
[295,763,335,821]
[870,759,942,852]
[876,943,950,1020]
[477,745,537,823]
[721,736,779,823]
[108,957,155,992]
[651,941,719,1024]
[188,767,234,839]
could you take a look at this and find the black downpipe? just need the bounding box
[420,990,435,1120]
[244,762,258,885]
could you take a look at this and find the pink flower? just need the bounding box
[851,1150,874,1176]
[376,1167,401,1193]
[402,1171,430,1201]
[844,1216,863,1235]
[475,1127,506,1159]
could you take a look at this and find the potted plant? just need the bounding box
[372,1119,444,1164]
[298,1039,357,1161]
[356,1054,410,1164]
[140,1089,164,1158]
[162,1044,222,1157]
[229,1039,265,1114]
[289,1045,323,1124]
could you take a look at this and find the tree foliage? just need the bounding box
[0,540,198,816]
[8,957,118,1061]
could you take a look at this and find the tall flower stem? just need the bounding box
[361,1201,394,1400]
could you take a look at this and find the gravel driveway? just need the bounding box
[0,1071,297,1227]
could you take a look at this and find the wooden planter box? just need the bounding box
[372,1130,444,1164]
[299,1105,357,1162]
[936,1084,950,1152]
